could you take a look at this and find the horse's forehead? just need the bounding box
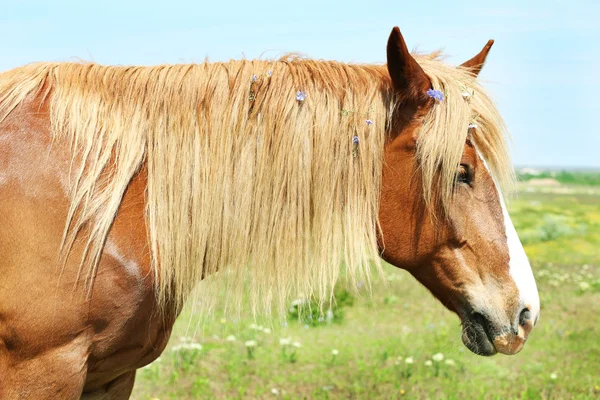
[460,140,477,163]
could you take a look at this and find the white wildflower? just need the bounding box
[550,373,557,380]
[326,308,334,322]
[332,349,339,356]
[424,360,433,366]
[279,337,291,346]
[263,328,272,334]
[445,359,456,366]
[292,341,301,348]
[271,388,279,395]
[579,281,590,291]
[188,343,203,351]
[245,340,257,348]
[172,342,202,352]
[432,353,444,362]
[225,335,236,341]
[405,357,414,364]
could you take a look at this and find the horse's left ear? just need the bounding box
[386,27,431,101]
[461,40,494,76]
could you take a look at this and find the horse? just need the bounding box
[0,27,539,398]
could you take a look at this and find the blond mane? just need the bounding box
[0,53,513,315]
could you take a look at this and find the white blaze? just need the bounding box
[478,152,540,322]
[497,193,540,321]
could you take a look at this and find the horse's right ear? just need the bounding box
[386,27,430,101]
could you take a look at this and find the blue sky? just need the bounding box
[2,0,598,167]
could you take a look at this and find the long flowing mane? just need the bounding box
[0,53,513,314]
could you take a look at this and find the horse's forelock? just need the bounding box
[414,54,515,212]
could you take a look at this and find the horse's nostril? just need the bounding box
[471,311,488,327]
[519,307,532,326]
[471,311,491,332]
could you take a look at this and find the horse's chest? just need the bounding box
[0,109,176,392]
[83,239,175,389]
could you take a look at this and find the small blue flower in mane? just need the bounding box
[468,123,478,129]
[366,119,373,125]
[267,70,273,77]
[252,75,258,82]
[352,135,360,158]
[426,89,445,101]
[296,91,306,102]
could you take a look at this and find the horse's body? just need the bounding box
[0,28,540,398]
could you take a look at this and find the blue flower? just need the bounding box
[296,91,306,102]
[252,75,258,82]
[352,135,360,145]
[267,70,273,77]
[426,89,445,101]
[366,119,373,125]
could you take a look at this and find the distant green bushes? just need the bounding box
[518,170,600,186]
[519,214,587,244]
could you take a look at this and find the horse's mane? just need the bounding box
[0,53,513,315]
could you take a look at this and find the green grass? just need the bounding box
[131,181,600,400]
[511,187,600,266]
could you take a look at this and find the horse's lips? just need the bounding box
[461,321,498,356]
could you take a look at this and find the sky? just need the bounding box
[1,0,598,168]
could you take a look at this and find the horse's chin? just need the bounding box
[461,322,498,356]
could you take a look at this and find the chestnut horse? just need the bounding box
[0,27,539,398]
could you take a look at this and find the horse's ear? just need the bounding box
[386,27,430,100]
[461,40,494,77]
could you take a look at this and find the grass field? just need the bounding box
[131,178,600,400]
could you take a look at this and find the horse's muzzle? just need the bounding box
[461,306,536,356]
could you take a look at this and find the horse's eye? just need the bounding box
[456,164,473,186]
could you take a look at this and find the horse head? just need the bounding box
[379,27,540,356]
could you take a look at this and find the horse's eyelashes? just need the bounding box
[456,164,474,186]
